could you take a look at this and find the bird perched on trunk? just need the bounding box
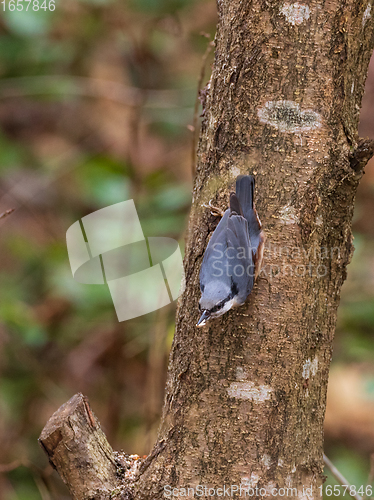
[197,175,265,327]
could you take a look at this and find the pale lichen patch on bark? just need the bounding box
[227,381,273,401]
[257,101,321,134]
[302,357,319,379]
[363,4,371,27]
[261,454,272,468]
[241,472,260,488]
[280,3,311,26]
[279,203,299,224]
[231,166,241,177]
[315,215,323,226]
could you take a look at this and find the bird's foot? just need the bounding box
[202,199,225,217]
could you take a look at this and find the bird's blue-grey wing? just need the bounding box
[199,209,230,292]
[226,213,255,302]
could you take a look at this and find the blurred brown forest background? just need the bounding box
[0,1,373,499]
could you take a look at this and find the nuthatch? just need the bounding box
[197,175,265,327]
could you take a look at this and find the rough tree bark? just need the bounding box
[40,1,374,499]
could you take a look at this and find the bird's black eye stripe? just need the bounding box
[210,298,229,314]
[210,302,223,314]
[230,281,238,298]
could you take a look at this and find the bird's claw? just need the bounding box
[202,199,225,217]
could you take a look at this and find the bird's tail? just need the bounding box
[229,192,243,216]
[235,175,255,212]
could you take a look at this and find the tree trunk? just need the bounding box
[40,1,374,499]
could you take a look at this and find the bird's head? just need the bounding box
[196,281,236,327]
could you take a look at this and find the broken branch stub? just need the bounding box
[39,393,121,500]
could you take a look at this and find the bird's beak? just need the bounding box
[196,310,210,327]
